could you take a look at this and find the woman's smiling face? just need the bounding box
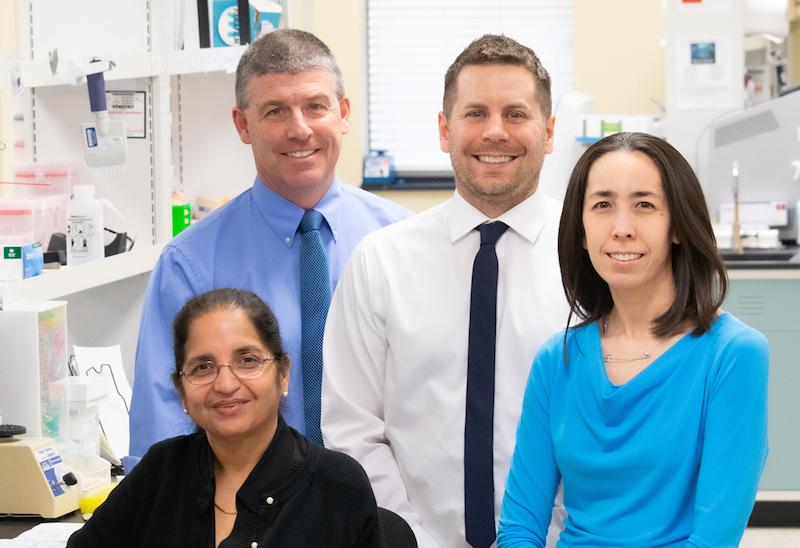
[582,150,676,299]
[179,307,288,445]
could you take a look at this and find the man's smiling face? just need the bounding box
[438,64,554,217]
[232,69,350,205]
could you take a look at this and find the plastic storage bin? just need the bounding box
[0,164,76,248]
[0,205,36,244]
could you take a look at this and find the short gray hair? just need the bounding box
[235,28,345,109]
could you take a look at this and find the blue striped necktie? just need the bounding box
[465,221,508,548]
[298,209,330,445]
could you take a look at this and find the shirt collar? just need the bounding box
[235,417,307,514]
[251,176,344,248]
[448,189,548,246]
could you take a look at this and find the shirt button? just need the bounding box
[265,496,274,505]
[284,236,291,245]
[251,543,258,548]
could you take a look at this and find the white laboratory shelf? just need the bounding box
[3,242,164,302]
[5,46,250,91]
[16,53,160,89]
[5,47,247,90]
[168,46,246,75]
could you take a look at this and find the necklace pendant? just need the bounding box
[603,351,652,364]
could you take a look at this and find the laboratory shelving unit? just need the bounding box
[1,1,277,377]
[4,243,165,303]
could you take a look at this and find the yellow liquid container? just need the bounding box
[79,482,117,517]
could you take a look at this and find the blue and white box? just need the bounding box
[212,0,282,47]
[0,242,44,281]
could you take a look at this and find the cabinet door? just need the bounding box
[725,279,800,490]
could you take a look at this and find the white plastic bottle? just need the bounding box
[66,185,104,266]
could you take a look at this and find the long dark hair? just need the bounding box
[558,132,727,340]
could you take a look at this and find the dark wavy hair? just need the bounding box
[558,132,727,339]
[171,288,289,388]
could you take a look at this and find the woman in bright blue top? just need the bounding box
[498,132,768,547]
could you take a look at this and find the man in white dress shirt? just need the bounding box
[322,35,568,547]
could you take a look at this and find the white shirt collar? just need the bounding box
[448,189,549,246]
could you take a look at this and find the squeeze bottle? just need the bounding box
[66,185,104,265]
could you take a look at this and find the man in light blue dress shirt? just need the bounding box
[125,29,409,471]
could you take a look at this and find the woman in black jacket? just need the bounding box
[68,288,382,547]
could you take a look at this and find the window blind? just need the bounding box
[367,0,575,175]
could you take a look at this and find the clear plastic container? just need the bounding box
[55,440,112,495]
[0,163,77,248]
[0,204,36,244]
[49,376,106,455]
[11,163,76,199]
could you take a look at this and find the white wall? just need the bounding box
[0,0,18,182]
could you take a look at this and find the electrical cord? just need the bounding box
[104,226,136,251]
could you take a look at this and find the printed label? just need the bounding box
[35,446,66,497]
[67,215,97,257]
[3,246,21,259]
[85,127,98,148]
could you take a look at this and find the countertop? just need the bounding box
[0,512,82,539]
[722,246,800,271]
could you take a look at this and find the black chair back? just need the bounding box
[378,507,417,548]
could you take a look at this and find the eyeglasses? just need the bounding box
[179,354,278,385]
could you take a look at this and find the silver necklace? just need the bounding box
[602,319,651,364]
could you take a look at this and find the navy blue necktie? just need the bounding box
[465,221,508,548]
[298,209,330,445]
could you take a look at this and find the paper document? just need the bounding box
[73,345,132,464]
[0,522,83,546]
[673,36,735,110]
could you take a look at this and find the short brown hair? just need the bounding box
[558,132,727,339]
[442,34,552,117]
[235,28,344,109]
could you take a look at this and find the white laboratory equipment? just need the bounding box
[538,91,593,202]
[0,300,68,438]
[703,89,800,242]
[0,432,81,518]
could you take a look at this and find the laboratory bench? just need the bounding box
[722,245,800,269]
[725,263,800,526]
